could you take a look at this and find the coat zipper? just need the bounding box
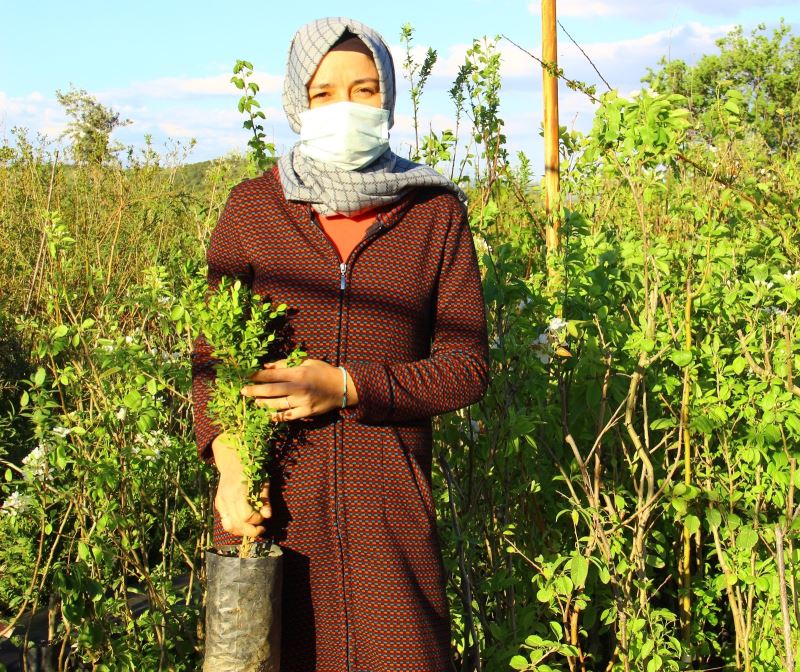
[309,209,386,671]
[310,211,357,669]
[334,258,350,670]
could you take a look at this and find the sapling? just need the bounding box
[196,277,304,558]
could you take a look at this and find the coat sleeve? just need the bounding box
[345,203,489,424]
[191,186,253,461]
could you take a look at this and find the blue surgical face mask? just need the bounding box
[298,101,390,171]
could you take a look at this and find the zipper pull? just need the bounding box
[339,262,347,290]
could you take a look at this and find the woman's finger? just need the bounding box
[259,483,271,518]
[254,397,297,411]
[221,511,266,537]
[239,522,267,538]
[242,380,294,396]
[222,518,255,538]
[270,405,310,422]
[245,509,265,525]
[248,367,295,383]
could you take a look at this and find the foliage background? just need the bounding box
[1,21,799,672]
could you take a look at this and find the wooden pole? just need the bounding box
[542,0,560,256]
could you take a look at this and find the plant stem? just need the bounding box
[25,150,58,316]
[679,281,693,645]
[776,525,795,672]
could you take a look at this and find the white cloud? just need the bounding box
[100,71,283,101]
[391,111,460,144]
[0,67,291,162]
[560,21,729,63]
[401,19,725,97]
[156,121,205,139]
[0,82,291,163]
[391,19,736,170]
[529,0,796,19]
[554,0,617,18]
[120,103,288,159]
[0,91,68,141]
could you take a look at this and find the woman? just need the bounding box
[192,16,489,671]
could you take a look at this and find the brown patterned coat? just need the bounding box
[192,167,489,671]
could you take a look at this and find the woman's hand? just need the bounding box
[212,434,271,538]
[242,358,359,422]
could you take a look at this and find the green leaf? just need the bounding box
[553,575,573,595]
[170,305,184,321]
[55,445,67,470]
[509,655,529,670]
[570,555,589,588]
[762,424,782,444]
[33,367,46,387]
[685,514,701,535]
[706,508,722,529]
[736,527,759,552]
[52,324,69,339]
[19,391,29,408]
[731,356,747,374]
[4,469,11,482]
[670,349,693,368]
[650,417,675,430]
[123,389,142,411]
[78,541,91,562]
[724,99,740,115]
[672,498,688,515]
[62,599,84,624]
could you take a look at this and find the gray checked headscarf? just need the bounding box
[277,16,466,216]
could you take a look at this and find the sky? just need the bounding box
[1,1,798,172]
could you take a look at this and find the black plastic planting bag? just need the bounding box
[204,544,283,672]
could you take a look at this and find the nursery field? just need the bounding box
[1,23,799,672]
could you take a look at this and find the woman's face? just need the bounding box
[307,37,382,110]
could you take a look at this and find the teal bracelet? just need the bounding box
[338,366,347,409]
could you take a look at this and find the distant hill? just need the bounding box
[172,155,277,191]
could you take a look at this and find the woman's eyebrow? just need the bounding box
[309,78,379,91]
